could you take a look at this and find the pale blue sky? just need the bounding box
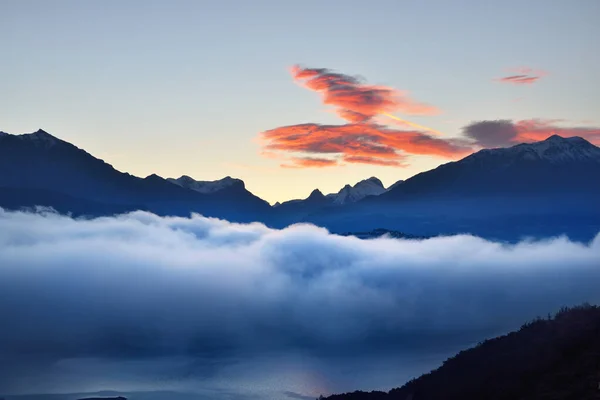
[2,0,599,202]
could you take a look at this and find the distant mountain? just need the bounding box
[327,177,387,205]
[381,135,600,200]
[337,228,430,240]
[2,130,599,241]
[271,188,331,226]
[270,177,396,226]
[322,304,600,400]
[0,130,269,221]
[305,136,600,241]
[167,175,244,194]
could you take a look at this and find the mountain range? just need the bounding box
[1,129,599,241]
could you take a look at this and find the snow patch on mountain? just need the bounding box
[167,175,244,194]
[1,129,61,148]
[466,135,600,165]
[327,177,386,205]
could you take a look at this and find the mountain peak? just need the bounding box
[34,128,51,135]
[144,173,164,181]
[19,129,61,148]
[167,175,245,193]
[362,176,384,188]
[308,188,325,199]
[328,176,387,205]
[465,135,600,165]
[543,134,566,143]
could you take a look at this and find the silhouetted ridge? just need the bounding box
[322,304,600,400]
[0,129,270,221]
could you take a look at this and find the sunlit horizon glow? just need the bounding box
[1,0,599,203]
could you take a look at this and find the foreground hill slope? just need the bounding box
[323,304,600,400]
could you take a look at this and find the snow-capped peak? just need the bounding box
[167,175,244,194]
[327,176,386,205]
[466,135,600,165]
[0,129,61,148]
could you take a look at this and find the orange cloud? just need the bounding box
[281,157,338,168]
[342,155,406,167]
[291,65,440,123]
[495,67,547,85]
[262,123,473,168]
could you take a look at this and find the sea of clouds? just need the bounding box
[1,208,599,398]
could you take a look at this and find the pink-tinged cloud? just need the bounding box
[342,155,407,167]
[495,67,548,85]
[463,119,600,147]
[291,65,440,123]
[280,157,339,168]
[262,123,473,168]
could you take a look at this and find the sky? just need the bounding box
[2,0,600,203]
[1,209,599,398]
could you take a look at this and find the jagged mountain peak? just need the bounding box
[361,176,384,188]
[329,176,387,205]
[308,188,325,199]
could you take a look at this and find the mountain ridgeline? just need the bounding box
[1,129,599,241]
[320,304,600,400]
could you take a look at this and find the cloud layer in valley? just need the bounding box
[1,209,599,397]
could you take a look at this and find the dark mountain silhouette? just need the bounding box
[381,135,600,199]
[271,189,331,226]
[1,130,599,240]
[322,304,600,400]
[0,130,269,221]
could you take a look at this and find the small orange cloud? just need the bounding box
[281,157,338,168]
[342,155,407,167]
[291,65,440,123]
[495,67,547,85]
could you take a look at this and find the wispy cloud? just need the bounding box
[291,65,439,123]
[495,67,548,85]
[342,155,406,167]
[281,156,339,168]
[463,119,600,147]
